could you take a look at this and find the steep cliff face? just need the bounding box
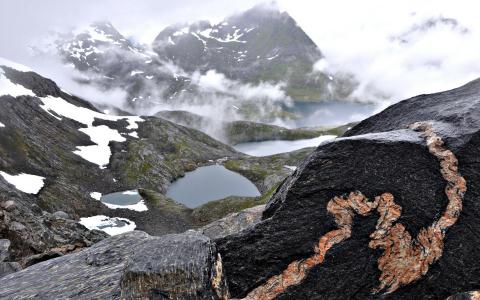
[216,78,480,299]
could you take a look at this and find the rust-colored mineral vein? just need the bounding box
[212,253,230,300]
[242,191,377,300]
[241,122,466,300]
[369,122,467,294]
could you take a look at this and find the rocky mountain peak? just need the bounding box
[47,5,356,114]
[150,3,340,102]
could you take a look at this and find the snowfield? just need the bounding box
[0,171,45,194]
[38,95,143,168]
[0,69,35,98]
[79,215,136,236]
[234,135,337,157]
[89,192,102,200]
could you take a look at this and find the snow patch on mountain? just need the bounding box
[0,171,45,194]
[90,192,102,200]
[38,95,143,168]
[130,70,144,76]
[75,125,126,168]
[102,200,148,212]
[0,67,35,97]
[79,215,136,236]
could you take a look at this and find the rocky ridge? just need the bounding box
[0,231,230,299]
[156,110,346,145]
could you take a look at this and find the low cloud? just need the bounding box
[21,54,129,109]
[192,69,286,101]
[281,0,480,106]
[3,0,480,129]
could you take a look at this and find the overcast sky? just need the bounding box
[1,0,480,103]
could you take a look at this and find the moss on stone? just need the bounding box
[191,182,281,226]
[138,188,191,215]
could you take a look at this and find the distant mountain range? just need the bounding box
[45,4,356,114]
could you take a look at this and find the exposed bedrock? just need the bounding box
[120,231,229,299]
[0,231,229,299]
[217,78,480,299]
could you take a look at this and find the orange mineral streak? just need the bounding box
[369,122,466,294]
[242,191,377,300]
[242,122,466,299]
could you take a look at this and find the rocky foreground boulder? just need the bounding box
[216,78,480,299]
[0,231,230,299]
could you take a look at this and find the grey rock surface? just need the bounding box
[120,231,229,299]
[0,231,229,300]
[53,211,71,219]
[0,239,10,262]
[197,205,265,239]
[0,231,150,299]
[0,262,20,279]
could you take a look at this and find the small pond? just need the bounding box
[101,190,141,205]
[234,135,336,157]
[166,165,260,208]
[99,190,148,212]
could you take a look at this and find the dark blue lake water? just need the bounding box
[166,165,260,208]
